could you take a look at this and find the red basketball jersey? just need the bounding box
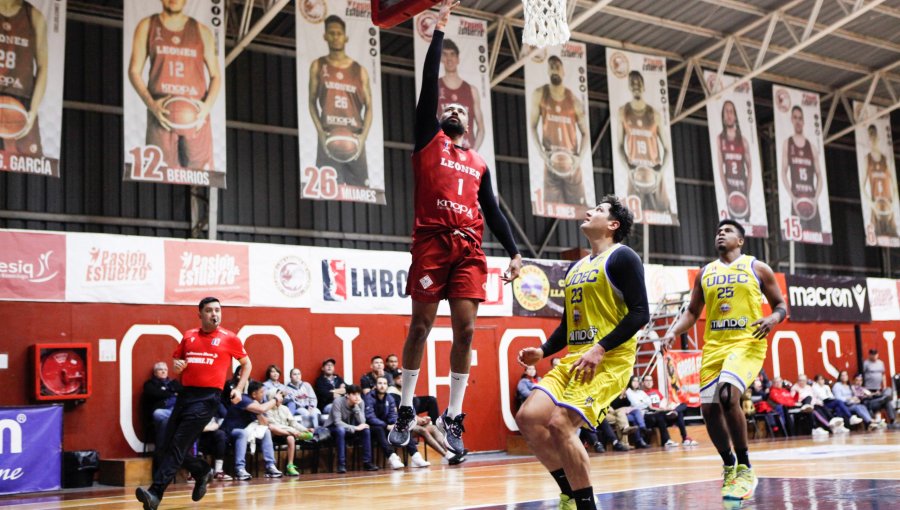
[868,154,891,201]
[539,85,578,153]
[623,103,660,166]
[718,132,749,194]
[411,131,487,244]
[438,78,476,148]
[0,3,35,99]
[316,58,365,134]
[147,15,207,100]
[173,327,248,389]
[787,137,816,198]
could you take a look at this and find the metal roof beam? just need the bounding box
[824,97,900,143]
[225,0,291,67]
[671,0,889,124]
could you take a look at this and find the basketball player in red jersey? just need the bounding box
[529,55,589,207]
[779,106,823,232]
[388,0,522,455]
[717,100,753,221]
[0,0,47,156]
[129,0,221,171]
[863,124,898,238]
[438,39,484,150]
[309,15,372,187]
[617,71,672,213]
[136,297,252,510]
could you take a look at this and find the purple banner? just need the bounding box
[0,405,62,495]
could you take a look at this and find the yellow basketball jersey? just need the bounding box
[564,244,634,355]
[700,254,763,343]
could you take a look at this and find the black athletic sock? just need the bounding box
[735,448,750,468]
[572,486,596,510]
[719,449,736,467]
[551,469,574,497]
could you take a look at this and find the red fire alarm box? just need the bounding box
[33,343,92,401]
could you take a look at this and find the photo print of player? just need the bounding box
[854,102,900,247]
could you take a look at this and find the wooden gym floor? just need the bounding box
[3,430,899,509]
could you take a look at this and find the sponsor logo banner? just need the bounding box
[164,240,249,305]
[853,102,900,247]
[0,405,62,495]
[312,246,512,316]
[703,72,768,237]
[772,85,833,244]
[607,48,678,226]
[512,258,568,317]
[867,277,900,321]
[786,274,870,323]
[296,0,386,204]
[0,0,67,179]
[524,43,596,219]
[413,12,497,195]
[664,350,701,407]
[65,233,164,303]
[123,0,227,187]
[0,231,65,300]
[248,244,313,308]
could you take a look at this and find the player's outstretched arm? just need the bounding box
[414,0,457,152]
[477,170,522,280]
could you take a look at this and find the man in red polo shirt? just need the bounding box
[136,297,251,510]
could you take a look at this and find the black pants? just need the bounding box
[663,404,689,440]
[150,389,219,498]
[644,412,671,443]
[199,429,228,460]
[414,395,440,423]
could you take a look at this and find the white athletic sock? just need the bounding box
[400,369,420,408]
[447,372,469,418]
[214,459,224,472]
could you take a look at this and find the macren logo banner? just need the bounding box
[0,406,62,495]
[786,274,871,323]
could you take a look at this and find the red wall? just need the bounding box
[1,301,898,458]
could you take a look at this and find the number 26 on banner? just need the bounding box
[129,146,165,181]
[303,166,339,199]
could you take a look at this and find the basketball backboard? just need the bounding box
[371,0,441,28]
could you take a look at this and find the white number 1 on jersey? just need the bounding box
[457,178,463,195]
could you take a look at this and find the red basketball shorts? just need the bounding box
[406,232,487,303]
[146,113,213,170]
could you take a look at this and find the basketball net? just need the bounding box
[522,0,571,48]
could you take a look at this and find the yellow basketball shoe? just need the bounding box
[720,462,738,498]
[724,464,758,500]
[558,493,576,510]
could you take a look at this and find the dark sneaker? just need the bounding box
[192,469,213,502]
[612,441,629,452]
[436,411,466,454]
[135,487,160,510]
[592,442,606,453]
[336,464,347,474]
[388,405,416,447]
[448,449,468,465]
[363,462,380,471]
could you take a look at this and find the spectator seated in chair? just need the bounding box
[364,376,428,469]
[579,412,630,453]
[360,355,394,395]
[641,374,697,446]
[610,390,641,448]
[626,375,676,447]
[384,353,401,381]
[284,367,322,429]
[863,349,897,428]
[749,378,787,436]
[516,365,541,409]
[196,402,232,481]
[142,361,182,448]
[265,388,314,476]
[833,370,877,430]
[326,384,379,473]
[791,374,847,436]
[851,373,890,428]
[221,380,283,481]
[314,358,346,414]
[812,374,862,428]
[262,364,288,397]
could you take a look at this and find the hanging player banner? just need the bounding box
[122,0,227,187]
[607,48,678,226]
[511,258,568,317]
[663,350,701,407]
[524,43,596,219]
[854,102,900,247]
[296,0,386,205]
[703,72,767,237]
[413,11,497,194]
[772,85,832,244]
[0,0,66,178]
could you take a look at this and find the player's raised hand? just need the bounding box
[435,0,459,31]
[570,344,605,383]
[517,347,543,367]
[750,315,779,339]
[502,254,523,283]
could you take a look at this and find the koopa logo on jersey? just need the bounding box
[436,198,474,219]
[322,259,409,301]
[0,250,59,283]
[789,284,867,313]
